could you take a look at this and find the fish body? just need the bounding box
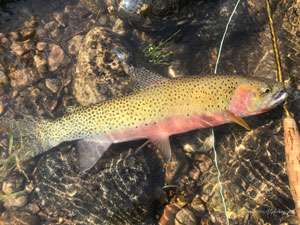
[4,69,287,171]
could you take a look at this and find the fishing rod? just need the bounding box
[265,0,300,224]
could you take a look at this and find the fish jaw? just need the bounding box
[262,91,288,110]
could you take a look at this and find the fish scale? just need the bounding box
[2,68,287,171]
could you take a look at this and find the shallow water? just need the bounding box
[0,0,299,224]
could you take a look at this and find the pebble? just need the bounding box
[50,27,63,38]
[48,44,66,71]
[23,40,34,51]
[0,210,39,225]
[10,68,29,88]
[190,195,206,214]
[10,42,26,56]
[53,12,68,27]
[0,33,8,46]
[98,15,109,26]
[0,69,8,91]
[112,19,127,35]
[33,54,47,72]
[3,193,28,208]
[35,28,47,38]
[189,168,200,181]
[68,35,83,56]
[2,173,25,194]
[36,42,47,51]
[19,27,35,38]
[44,21,59,32]
[175,208,197,225]
[197,154,212,173]
[24,16,37,28]
[45,78,60,93]
[0,100,5,115]
[9,31,20,41]
[27,203,40,214]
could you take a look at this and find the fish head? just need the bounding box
[229,77,288,116]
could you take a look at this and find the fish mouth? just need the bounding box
[265,90,288,108]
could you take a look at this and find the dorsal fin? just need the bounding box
[125,66,168,92]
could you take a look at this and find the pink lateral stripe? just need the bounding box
[106,112,230,143]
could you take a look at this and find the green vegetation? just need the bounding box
[0,123,16,173]
[0,123,25,177]
[0,189,25,201]
[143,29,181,65]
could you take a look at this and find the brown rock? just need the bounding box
[33,54,47,72]
[45,78,60,93]
[10,68,39,88]
[48,44,66,71]
[36,42,47,51]
[2,173,25,194]
[10,42,25,56]
[68,35,84,56]
[190,195,206,214]
[0,210,39,225]
[3,193,28,208]
[112,19,126,35]
[20,28,35,38]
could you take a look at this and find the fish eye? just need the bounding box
[261,84,272,94]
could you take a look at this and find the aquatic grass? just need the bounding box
[143,29,181,65]
[0,122,28,180]
[0,189,25,201]
[0,122,16,173]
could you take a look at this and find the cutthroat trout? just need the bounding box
[2,68,287,171]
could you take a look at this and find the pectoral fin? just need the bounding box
[225,111,251,130]
[77,138,112,172]
[150,137,172,162]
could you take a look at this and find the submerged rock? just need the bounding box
[33,144,165,225]
[73,27,131,106]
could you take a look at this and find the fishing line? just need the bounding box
[213,0,242,224]
[214,0,241,75]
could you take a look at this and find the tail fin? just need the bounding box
[0,119,47,163]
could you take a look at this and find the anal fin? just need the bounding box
[77,138,112,172]
[225,111,251,130]
[150,137,172,162]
